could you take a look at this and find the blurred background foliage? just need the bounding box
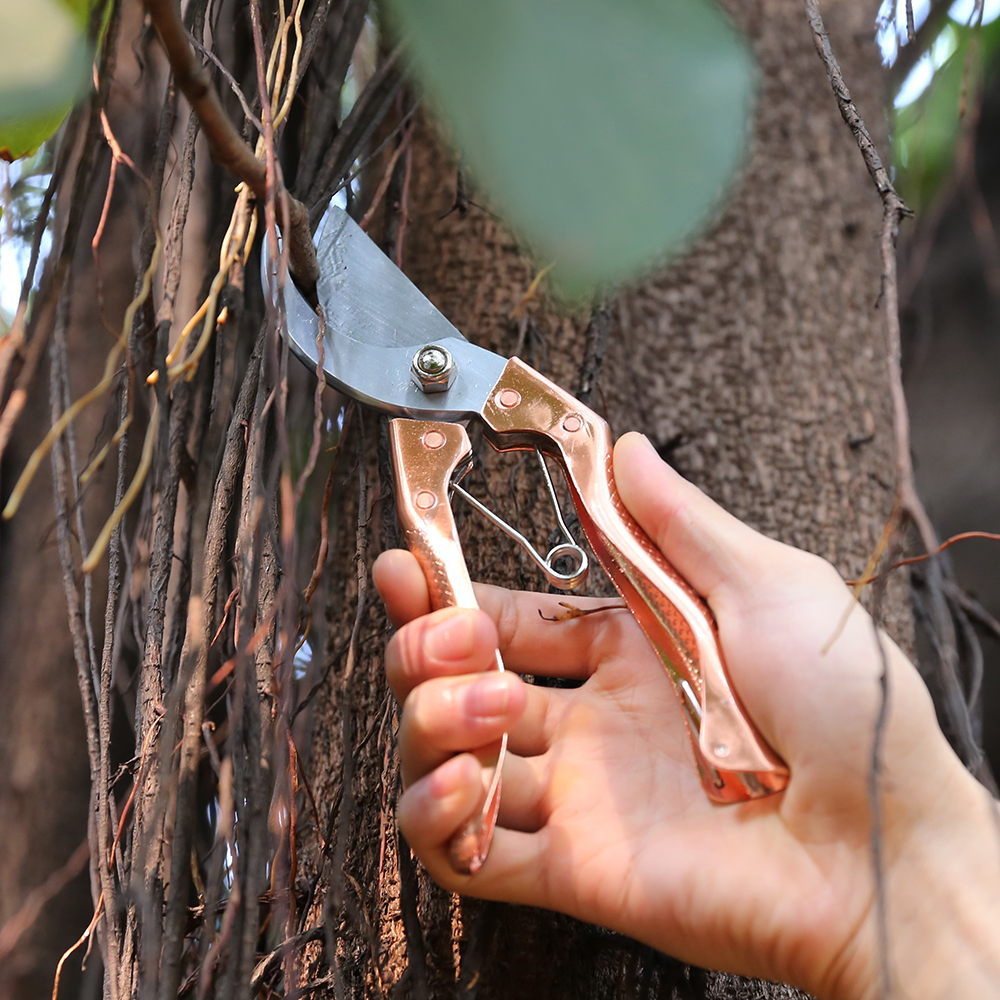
[879,0,1000,766]
[884,0,1000,211]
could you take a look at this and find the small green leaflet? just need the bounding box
[386,0,756,298]
[0,0,92,162]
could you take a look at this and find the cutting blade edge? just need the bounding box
[276,205,507,419]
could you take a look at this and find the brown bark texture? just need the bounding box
[308,0,910,997]
[0,0,927,997]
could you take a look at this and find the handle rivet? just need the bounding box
[713,744,729,758]
[422,429,446,450]
[497,389,521,409]
[415,491,437,510]
[562,414,583,433]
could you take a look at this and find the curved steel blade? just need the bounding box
[275,206,506,418]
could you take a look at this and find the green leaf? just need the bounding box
[0,0,92,162]
[386,0,756,298]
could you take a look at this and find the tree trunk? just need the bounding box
[305,0,910,997]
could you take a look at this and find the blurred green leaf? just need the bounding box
[57,0,95,29]
[387,0,756,298]
[893,18,1000,214]
[0,0,92,162]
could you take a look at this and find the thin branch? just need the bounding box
[804,6,936,997]
[848,530,1000,585]
[191,36,264,134]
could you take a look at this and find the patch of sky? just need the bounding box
[293,637,312,680]
[895,23,960,105]
[877,0,932,65]
[951,0,1000,25]
[878,0,1000,69]
[0,159,53,322]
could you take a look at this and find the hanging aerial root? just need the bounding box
[152,193,257,386]
[50,891,103,1000]
[146,0,303,388]
[82,398,159,574]
[2,235,162,521]
[80,417,133,486]
[143,0,317,295]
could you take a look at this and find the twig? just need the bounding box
[294,310,328,503]
[359,121,413,231]
[396,829,429,999]
[190,36,264,134]
[82,396,160,574]
[2,234,163,521]
[303,465,334,609]
[305,52,406,220]
[848,530,1000,585]
[250,926,326,989]
[392,140,413,269]
[293,0,372,195]
[538,601,628,622]
[326,97,422,211]
[804,5,924,995]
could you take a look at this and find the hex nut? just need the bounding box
[410,345,457,393]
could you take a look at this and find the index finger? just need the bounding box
[375,548,643,681]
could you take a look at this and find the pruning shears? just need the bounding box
[274,206,788,875]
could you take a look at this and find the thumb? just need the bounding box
[612,432,775,603]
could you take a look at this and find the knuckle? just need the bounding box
[393,618,429,687]
[403,678,455,738]
[494,589,520,655]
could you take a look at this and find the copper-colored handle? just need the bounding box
[481,359,788,803]
[388,419,506,872]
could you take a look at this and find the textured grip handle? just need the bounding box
[481,359,788,803]
[388,419,506,872]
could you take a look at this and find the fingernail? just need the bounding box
[635,432,657,456]
[425,613,475,662]
[464,674,511,718]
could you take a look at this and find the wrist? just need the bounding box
[835,760,1000,1000]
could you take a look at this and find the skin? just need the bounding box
[373,432,1000,1000]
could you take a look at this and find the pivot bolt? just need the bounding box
[411,345,457,394]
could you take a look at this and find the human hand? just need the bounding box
[374,432,1000,1000]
